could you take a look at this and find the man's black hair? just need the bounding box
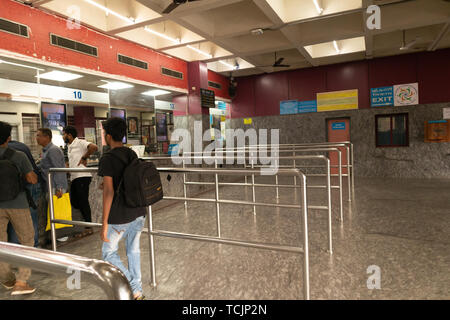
[38,128,53,140]
[0,121,12,145]
[63,126,78,139]
[103,117,126,142]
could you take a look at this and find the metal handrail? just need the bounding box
[144,154,338,251]
[0,241,133,300]
[48,166,311,300]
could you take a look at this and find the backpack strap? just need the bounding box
[1,148,16,160]
[106,150,131,198]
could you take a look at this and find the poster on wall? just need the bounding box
[156,113,168,142]
[280,100,298,115]
[298,100,317,113]
[109,108,127,143]
[40,102,67,148]
[317,89,358,112]
[394,83,419,106]
[371,86,394,107]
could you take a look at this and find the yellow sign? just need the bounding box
[317,89,358,112]
[221,116,226,122]
[244,118,252,125]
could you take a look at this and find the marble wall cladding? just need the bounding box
[227,103,450,179]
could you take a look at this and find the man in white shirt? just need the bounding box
[63,126,98,237]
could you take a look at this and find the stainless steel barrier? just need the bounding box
[48,166,311,300]
[228,142,355,199]
[144,154,338,253]
[0,241,133,300]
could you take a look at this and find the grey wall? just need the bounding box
[226,103,450,179]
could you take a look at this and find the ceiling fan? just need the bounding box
[256,52,291,68]
[162,0,201,14]
[399,30,421,51]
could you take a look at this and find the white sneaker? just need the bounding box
[57,236,69,242]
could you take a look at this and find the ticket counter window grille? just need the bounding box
[376,113,409,147]
[22,113,41,159]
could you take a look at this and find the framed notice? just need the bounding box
[317,89,358,112]
[394,83,419,106]
[40,102,67,148]
[156,113,168,142]
[200,88,215,108]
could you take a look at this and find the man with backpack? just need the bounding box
[0,121,38,295]
[97,117,147,300]
[7,140,41,248]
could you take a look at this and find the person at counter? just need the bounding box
[36,128,68,243]
[63,126,98,238]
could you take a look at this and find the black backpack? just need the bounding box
[0,148,23,202]
[110,152,163,208]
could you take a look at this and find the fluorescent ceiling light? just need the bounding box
[98,81,134,90]
[144,27,180,44]
[187,45,212,59]
[0,59,45,71]
[333,40,340,54]
[37,70,83,82]
[219,60,240,70]
[11,95,41,104]
[142,89,171,96]
[84,0,135,24]
[312,0,324,15]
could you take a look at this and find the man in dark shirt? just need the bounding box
[0,121,38,295]
[98,118,146,300]
[7,140,40,247]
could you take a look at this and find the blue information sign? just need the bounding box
[280,100,298,115]
[371,86,394,107]
[332,122,346,130]
[298,100,317,113]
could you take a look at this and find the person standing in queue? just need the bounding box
[36,128,69,244]
[97,118,146,300]
[63,126,98,238]
[7,140,41,248]
[0,121,38,295]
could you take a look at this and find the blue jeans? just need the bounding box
[102,216,146,295]
[8,183,40,247]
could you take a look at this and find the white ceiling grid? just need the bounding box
[24,0,450,77]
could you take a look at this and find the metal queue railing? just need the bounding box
[0,241,133,300]
[235,142,355,199]
[47,166,312,300]
[144,154,340,254]
[213,142,353,201]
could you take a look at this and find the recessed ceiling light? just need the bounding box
[142,89,171,96]
[84,0,135,24]
[187,45,212,59]
[98,81,134,90]
[36,70,83,82]
[0,59,45,71]
[144,27,180,44]
[312,0,324,15]
[333,40,341,54]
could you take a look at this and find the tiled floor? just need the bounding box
[1,176,449,300]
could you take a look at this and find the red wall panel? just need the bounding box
[207,70,230,100]
[368,54,418,88]
[326,60,370,109]
[0,0,188,90]
[417,48,450,104]
[254,72,289,117]
[232,76,255,119]
[288,67,327,101]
